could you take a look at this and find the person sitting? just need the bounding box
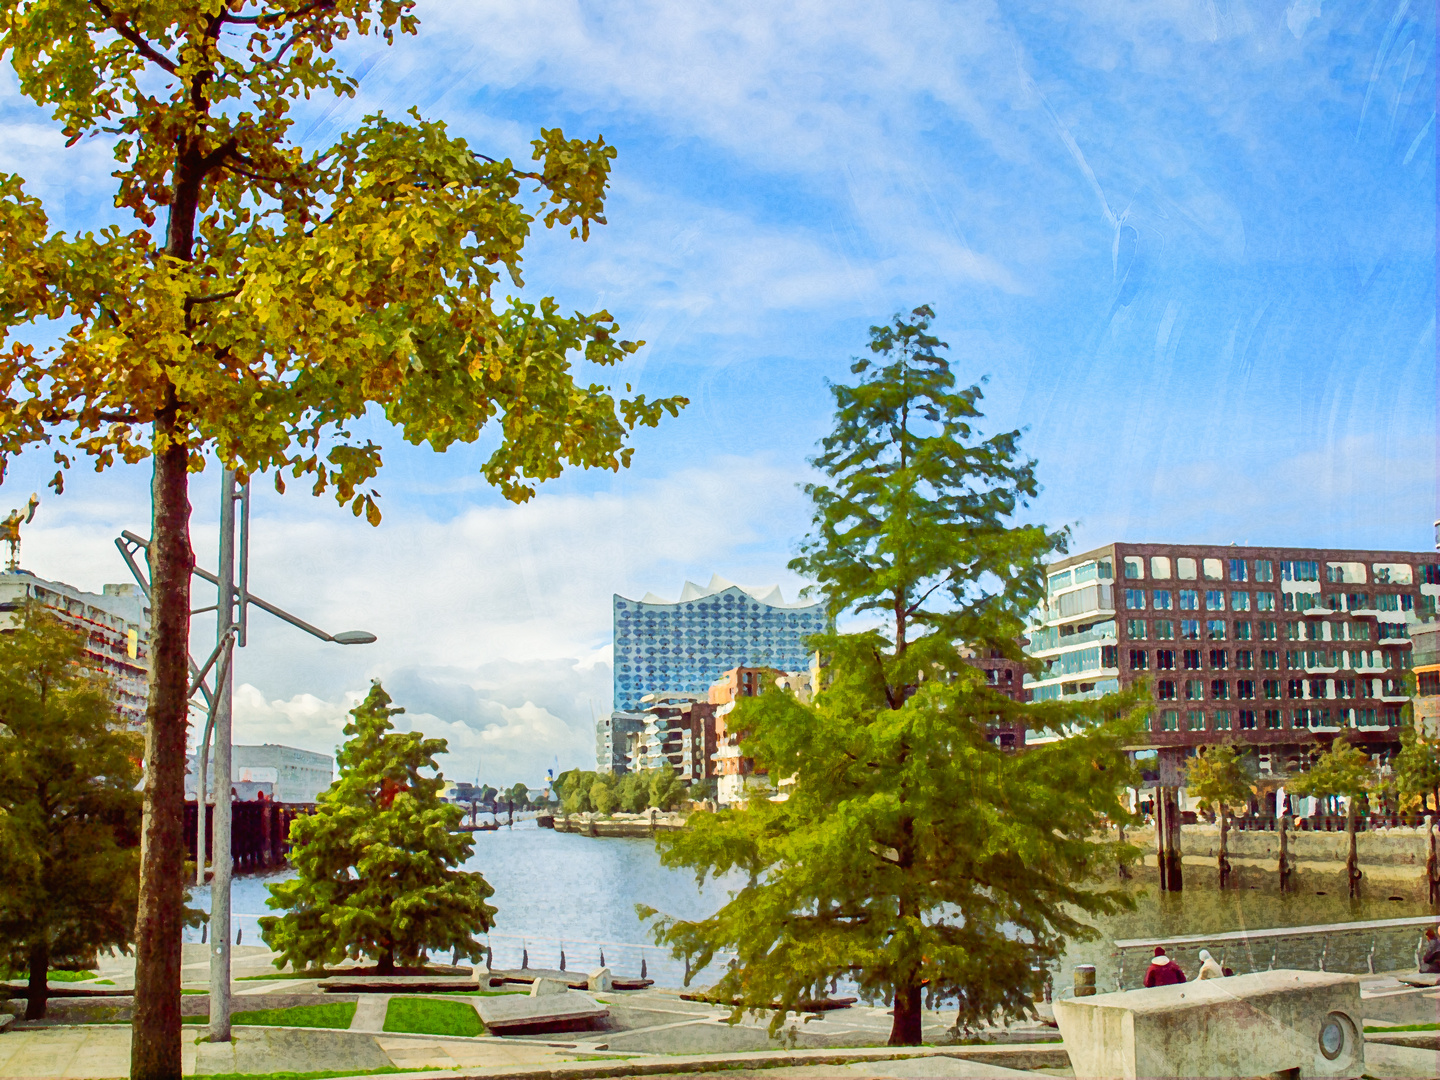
[1420,929,1440,974]
[1143,946,1186,987]
[1196,949,1224,980]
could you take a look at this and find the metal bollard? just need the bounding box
[1073,964,1097,997]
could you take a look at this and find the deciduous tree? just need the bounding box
[0,603,143,1020]
[1184,745,1253,888]
[1394,724,1440,814]
[0,3,681,1074]
[642,307,1141,1045]
[259,683,494,975]
[1291,739,1375,897]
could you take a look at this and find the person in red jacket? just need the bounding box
[1143,946,1186,987]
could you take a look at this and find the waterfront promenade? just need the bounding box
[6,943,1440,1078]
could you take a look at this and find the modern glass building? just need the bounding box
[612,574,826,713]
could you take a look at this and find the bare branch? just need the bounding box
[89,0,179,74]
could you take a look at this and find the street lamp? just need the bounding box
[114,470,376,1042]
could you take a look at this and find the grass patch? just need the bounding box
[383,997,483,1037]
[175,1003,357,1028]
[1365,1022,1440,1032]
[94,980,114,985]
[182,989,206,995]
[48,970,99,982]
[190,1071,412,1080]
[237,970,334,981]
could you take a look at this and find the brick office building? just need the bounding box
[1024,543,1438,777]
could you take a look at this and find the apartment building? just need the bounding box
[1025,544,1437,769]
[0,569,150,725]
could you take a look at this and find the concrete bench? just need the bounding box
[1053,970,1364,1079]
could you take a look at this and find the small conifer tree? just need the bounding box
[0,603,142,1019]
[259,683,494,974]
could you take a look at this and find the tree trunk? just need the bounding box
[1278,813,1291,892]
[1217,805,1229,889]
[24,940,48,1021]
[131,427,193,1080]
[888,979,923,1046]
[1347,800,1361,899]
[376,946,396,976]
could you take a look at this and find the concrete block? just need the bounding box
[476,990,608,1034]
[587,967,613,992]
[529,976,570,997]
[1053,969,1363,1079]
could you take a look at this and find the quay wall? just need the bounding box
[1126,823,1437,868]
[547,811,688,837]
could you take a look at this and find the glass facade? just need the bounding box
[613,585,826,712]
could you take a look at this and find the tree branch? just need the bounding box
[89,0,178,74]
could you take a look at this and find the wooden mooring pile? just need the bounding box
[184,800,308,875]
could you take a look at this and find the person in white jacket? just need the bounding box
[1196,949,1225,980]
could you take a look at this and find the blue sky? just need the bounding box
[0,0,1433,784]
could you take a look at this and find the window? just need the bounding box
[1129,649,1148,670]
[1336,678,1356,699]
[1206,620,1226,640]
[1101,645,1117,668]
[1229,558,1248,582]
[1255,560,1274,582]
[1214,710,1232,730]
[1310,677,1328,699]
[1419,672,1440,697]
[1293,707,1310,728]
[1048,569,1072,593]
[1124,588,1145,610]
[1183,648,1202,670]
[1236,679,1255,699]
[1154,619,1175,640]
[1324,593,1342,611]
[1161,708,1179,731]
[1211,679,1229,700]
[1185,678,1204,701]
[1356,707,1378,727]
[1203,558,1223,581]
[1156,649,1176,670]
[1259,621,1278,640]
[1186,709,1206,731]
[1152,589,1172,610]
[1151,556,1171,579]
[1423,565,1440,585]
[1178,619,1201,640]
[1285,592,1321,613]
[1287,678,1303,698]
[1261,649,1279,670]
[1236,649,1253,670]
[1282,560,1319,582]
[1350,621,1370,641]
[1208,648,1227,669]
[1231,591,1250,611]
[1179,589,1199,610]
[1127,619,1147,639]
[1256,591,1275,611]
[1073,562,1098,584]
[1178,558,1198,580]
[1237,709,1257,729]
[1205,589,1225,611]
[1123,556,1144,579]
[1264,708,1282,729]
[1234,621,1252,641]
[1403,594,1414,611]
[1262,679,1281,700]
[1157,680,1176,701]
[1377,593,1400,611]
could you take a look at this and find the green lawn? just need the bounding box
[1365,1022,1440,1032]
[0,969,97,983]
[382,996,484,1037]
[237,970,335,981]
[177,1002,357,1028]
[194,1071,410,1080]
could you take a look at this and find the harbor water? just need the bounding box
[186,820,1438,995]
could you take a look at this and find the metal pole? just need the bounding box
[209,469,238,1042]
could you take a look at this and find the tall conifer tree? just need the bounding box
[260,683,495,974]
[643,307,1141,1044]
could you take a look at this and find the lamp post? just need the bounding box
[115,470,375,1042]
